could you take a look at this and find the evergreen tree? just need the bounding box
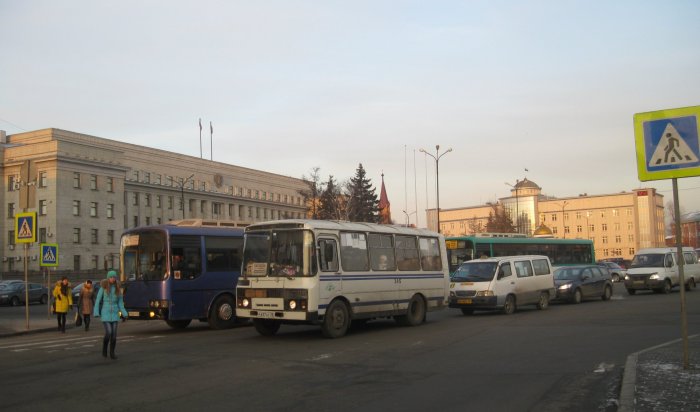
[485,202,516,233]
[347,163,380,223]
[318,175,342,220]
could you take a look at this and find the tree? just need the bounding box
[299,167,323,219]
[485,202,516,233]
[347,163,380,223]
[318,175,343,220]
[468,218,484,235]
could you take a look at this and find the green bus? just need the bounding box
[446,234,595,273]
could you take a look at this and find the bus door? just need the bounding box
[318,237,341,307]
[170,236,204,320]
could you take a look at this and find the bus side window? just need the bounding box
[497,263,512,279]
[319,239,339,272]
[419,237,443,271]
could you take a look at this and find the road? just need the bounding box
[1,284,698,412]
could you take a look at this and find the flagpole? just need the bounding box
[210,121,213,161]
[199,118,203,159]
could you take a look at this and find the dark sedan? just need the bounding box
[554,265,613,303]
[599,261,627,282]
[0,282,49,306]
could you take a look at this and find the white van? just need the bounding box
[624,247,700,294]
[448,255,555,315]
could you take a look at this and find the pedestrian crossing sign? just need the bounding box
[14,212,37,244]
[40,243,59,267]
[634,105,700,181]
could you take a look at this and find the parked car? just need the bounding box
[554,265,613,303]
[599,261,628,282]
[0,282,49,306]
[624,247,700,295]
[71,281,100,308]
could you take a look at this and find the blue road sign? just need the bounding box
[40,243,59,267]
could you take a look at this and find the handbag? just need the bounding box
[75,310,83,327]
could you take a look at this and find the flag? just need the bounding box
[524,168,529,172]
[210,121,213,135]
[199,118,202,131]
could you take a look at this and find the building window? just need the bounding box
[600,210,606,218]
[133,193,139,206]
[628,234,634,242]
[627,208,633,217]
[133,216,139,227]
[564,226,570,234]
[588,224,594,233]
[168,196,173,210]
[39,200,47,216]
[73,200,81,216]
[564,213,569,221]
[7,203,14,218]
[576,225,582,233]
[551,214,557,222]
[614,222,620,231]
[144,172,150,184]
[107,204,114,219]
[107,230,115,245]
[602,236,608,244]
[8,230,15,246]
[602,223,608,231]
[92,255,99,270]
[156,195,161,208]
[145,194,151,207]
[200,200,206,213]
[167,176,173,186]
[74,255,81,271]
[156,218,161,224]
[133,171,139,181]
[107,177,114,192]
[39,228,47,243]
[576,211,581,219]
[155,174,162,184]
[629,248,635,255]
[90,202,98,217]
[90,175,97,190]
[248,206,253,218]
[615,235,622,243]
[73,172,81,188]
[91,229,99,244]
[255,190,260,199]
[145,217,151,226]
[39,171,48,188]
[627,222,633,230]
[8,175,18,191]
[613,209,619,217]
[212,202,222,215]
[73,228,81,244]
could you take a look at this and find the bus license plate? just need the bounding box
[457,298,472,305]
[128,311,140,317]
[257,311,276,318]
[634,280,644,285]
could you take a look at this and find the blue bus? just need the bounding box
[121,220,246,329]
[446,234,595,273]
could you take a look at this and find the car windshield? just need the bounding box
[630,254,666,268]
[242,229,317,277]
[451,262,497,281]
[554,268,583,280]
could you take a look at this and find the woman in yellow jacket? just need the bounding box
[52,276,73,333]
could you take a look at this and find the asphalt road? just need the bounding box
[1,284,698,412]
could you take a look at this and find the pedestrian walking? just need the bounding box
[78,280,96,331]
[94,271,128,360]
[52,276,72,333]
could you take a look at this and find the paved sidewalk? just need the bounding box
[0,311,78,337]
[619,334,700,412]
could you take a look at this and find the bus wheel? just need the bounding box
[166,319,191,329]
[503,295,516,315]
[208,295,236,330]
[536,292,549,310]
[322,300,350,339]
[253,319,281,336]
[396,294,426,326]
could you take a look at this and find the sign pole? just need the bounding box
[24,243,29,330]
[672,178,689,369]
[47,267,51,320]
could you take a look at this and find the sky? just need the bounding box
[2,0,700,228]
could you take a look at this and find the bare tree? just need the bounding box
[299,167,323,219]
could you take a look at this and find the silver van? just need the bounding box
[448,255,555,315]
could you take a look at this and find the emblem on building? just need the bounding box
[214,174,223,188]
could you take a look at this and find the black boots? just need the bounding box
[102,337,109,358]
[109,337,117,360]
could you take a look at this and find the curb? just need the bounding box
[618,334,699,412]
[0,324,78,339]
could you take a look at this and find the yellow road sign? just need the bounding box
[634,105,700,181]
[15,212,37,243]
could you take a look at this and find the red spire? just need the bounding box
[378,173,391,224]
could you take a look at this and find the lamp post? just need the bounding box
[557,201,569,239]
[402,210,417,227]
[420,145,452,233]
[179,174,195,219]
[505,181,520,233]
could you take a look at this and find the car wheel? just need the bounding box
[685,278,696,291]
[661,279,672,294]
[208,295,236,330]
[602,285,612,301]
[460,308,474,315]
[395,294,426,326]
[503,295,516,315]
[40,294,48,304]
[627,288,637,295]
[572,289,582,304]
[322,299,350,338]
[10,296,20,306]
[166,319,192,329]
[253,318,281,336]
[536,292,549,310]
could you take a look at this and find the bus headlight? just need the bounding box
[288,300,297,310]
[241,298,250,308]
[449,291,456,297]
[649,274,660,280]
[475,290,494,297]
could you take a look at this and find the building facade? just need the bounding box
[0,128,308,274]
[428,178,666,261]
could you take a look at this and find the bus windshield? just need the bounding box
[630,253,667,268]
[243,229,317,277]
[450,262,497,282]
[122,230,167,281]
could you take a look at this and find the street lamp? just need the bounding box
[402,210,417,227]
[179,174,195,219]
[556,201,569,239]
[505,181,520,233]
[420,145,452,233]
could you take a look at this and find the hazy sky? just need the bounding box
[2,1,700,228]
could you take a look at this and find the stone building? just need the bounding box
[427,178,665,261]
[0,128,308,274]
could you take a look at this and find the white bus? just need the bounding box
[236,220,449,338]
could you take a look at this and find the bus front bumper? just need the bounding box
[236,308,318,323]
[448,296,498,310]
